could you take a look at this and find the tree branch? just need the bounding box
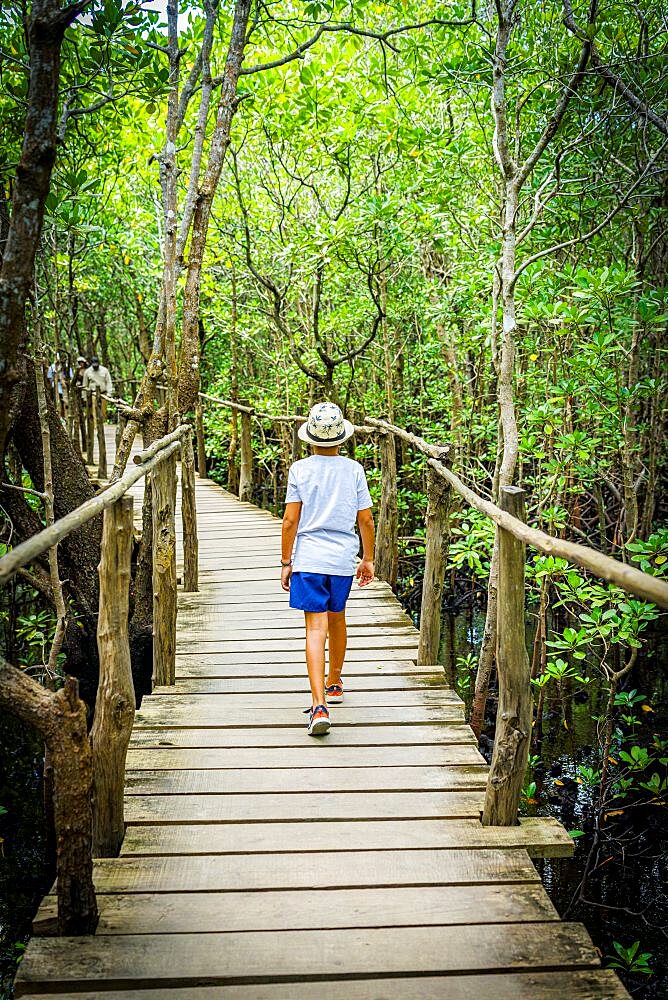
[227,8,479,79]
[511,140,668,288]
[562,0,668,138]
[515,0,596,188]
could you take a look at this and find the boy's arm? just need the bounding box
[281,501,302,591]
[356,508,375,586]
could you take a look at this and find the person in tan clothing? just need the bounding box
[82,356,113,418]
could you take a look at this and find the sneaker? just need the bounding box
[304,704,331,736]
[325,683,344,704]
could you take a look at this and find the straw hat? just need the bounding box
[297,402,355,445]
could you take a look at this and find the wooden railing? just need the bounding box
[196,394,668,828]
[0,424,197,933]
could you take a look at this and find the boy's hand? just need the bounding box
[356,559,374,587]
[281,565,292,592]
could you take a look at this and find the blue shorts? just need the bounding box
[289,572,354,613]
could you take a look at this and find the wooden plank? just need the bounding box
[123,764,488,795]
[175,625,418,639]
[34,882,558,935]
[118,818,573,859]
[184,594,393,608]
[57,847,540,894]
[172,649,423,663]
[128,724,477,748]
[141,691,458,709]
[194,580,395,594]
[173,635,420,651]
[13,970,632,1000]
[174,661,434,678]
[123,790,485,822]
[133,704,466,727]
[177,591,406,608]
[125,744,484,771]
[168,675,443,694]
[175,617,416,632]
[15,923,601,991]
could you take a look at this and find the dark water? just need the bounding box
[0,717,52,999]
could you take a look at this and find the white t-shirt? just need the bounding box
[285,455,373,575]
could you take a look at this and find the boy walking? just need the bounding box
[281,403,375,736]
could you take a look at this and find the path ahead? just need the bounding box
[17,436,628,998]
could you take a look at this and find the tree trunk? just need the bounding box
[482,487,531,826]
[176,0,252,416]
[90,496,135,857]
[181,432,199,592]
[95,388,107,480]
[195,399,207,479]
[239,409,253,502]
[11,356,101,621]
[0,659,98,933]
[152,452,177,686]
[0,0,80,457]
[375,432,398,588]
[417,467,451,665]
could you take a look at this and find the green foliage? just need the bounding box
[606,940,653,975]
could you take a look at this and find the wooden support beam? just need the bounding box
[482,486,532,827]
[151,452,177,687]
[181,432,199,592]
[91,496,135,857]
[94,388,107,479]
[375,431,398,588]
[195,400,207,480]
[418,467,451,666]
[239,410,253,502]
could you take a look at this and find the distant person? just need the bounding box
[281,402,375,736]
[83,356,113,418]
[73,356,87,387]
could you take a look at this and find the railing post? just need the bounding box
[85,390,94,466]
[90,495,135,857]
[181,430,199,591]
[239,408,253,502]
[152,450,177,686]
[291,421,302,462]
[482,485,532,826]
[94,387,107,479]
[195,399,207,479]
[417,465,451,665]
[375,430,398,588]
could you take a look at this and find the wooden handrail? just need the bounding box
[198,392,375,432]
[428,458,668,610]
[0,431,187,586]
[133,424,192,464]
[365,416,450,459]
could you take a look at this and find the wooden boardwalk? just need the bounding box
[16,438,628,998]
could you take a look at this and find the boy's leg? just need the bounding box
[304,611,328,706]
[326,610,347,687]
